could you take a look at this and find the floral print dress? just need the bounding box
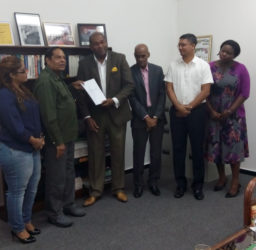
[205,61,250,164]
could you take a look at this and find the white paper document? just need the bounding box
[81,79,106,105]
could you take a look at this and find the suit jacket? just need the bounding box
[76,51,134,126]
[129,63,166,128]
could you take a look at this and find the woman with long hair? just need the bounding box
[0,56,44,243]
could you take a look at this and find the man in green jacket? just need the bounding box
[34,47,85,228]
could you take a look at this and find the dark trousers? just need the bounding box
[132,120,164,187]
[44,142,75,218]
[170,104,206,189]
[87,111,126,197]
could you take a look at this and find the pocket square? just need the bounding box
[111,66,118,72]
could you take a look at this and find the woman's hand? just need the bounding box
[210,110,221,121]
[29,136,45,151]
[220,109,232,120]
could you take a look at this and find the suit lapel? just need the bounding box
[106,52,112,96]
[135,65,146,93]
[90,55,102,90]
[148,64,154,100]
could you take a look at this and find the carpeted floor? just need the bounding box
[0,167,253,250]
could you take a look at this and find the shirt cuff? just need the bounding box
[112,97,119,108]
[84,115,91,120]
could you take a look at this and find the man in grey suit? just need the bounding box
[130,44,166,198]
[76,32,134,206]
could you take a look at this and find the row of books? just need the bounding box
[0,54,80,79]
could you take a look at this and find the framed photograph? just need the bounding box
[14,12,45,46]
[43,22,75,46]
[195,35,213,62]
[78,23,107,46]
[0,22,14,45]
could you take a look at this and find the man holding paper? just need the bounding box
[76,32,134,206]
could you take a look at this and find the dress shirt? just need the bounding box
[94,54,119,108]
[141,65,152,107]
[164,56,213,105]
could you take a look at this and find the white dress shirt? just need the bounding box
[94,54,119,108]
[164,56,213,105]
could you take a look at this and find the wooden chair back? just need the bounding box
[244,177,256,226]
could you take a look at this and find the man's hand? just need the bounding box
[86,117,99,132]
[101,98,114,107]
[56,143,66,159]
[145,116,157,129]
[71,80,83,90]
[175,104,191,117]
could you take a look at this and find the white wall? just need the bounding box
[177,0,256,171]
[0,0,178,170]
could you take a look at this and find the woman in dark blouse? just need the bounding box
[205,40,250,198]
[0,56,44,243]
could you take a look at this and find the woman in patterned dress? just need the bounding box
[205,40,250,198]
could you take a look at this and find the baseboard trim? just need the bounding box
[240,169,256,176]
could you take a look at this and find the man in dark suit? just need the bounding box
[130,44,166,198]
[76,32,134,206]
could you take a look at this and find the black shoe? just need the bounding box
[11,231,36,244]
[63,205,86,217]
[225,184,241,198]
[27,228,41,235]
[194,188,204,200]
[174,187,186,198]
[48,215,73,228]
[149,185,160,196]
[133,186,143,198]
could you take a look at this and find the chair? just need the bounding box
[244,177,256,227]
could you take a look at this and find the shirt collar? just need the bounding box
[94,53,108,65]
[178,55,198,64]
[140,64,149,72]
[45,66,65,80]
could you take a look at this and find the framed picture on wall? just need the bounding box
[0,22,14,45]
[195,35,212,62]
[43,22,75,46]
[14,12,45,46]
[77,23,107,46]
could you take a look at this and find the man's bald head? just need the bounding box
[134,44,150,69]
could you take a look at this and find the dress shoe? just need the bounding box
[25,223,41,235]
[149,185,161,196]
[225,184,241,198]
[133,186,143,198]
[83,196,97,207]
[48,214,73,228]
[116,191,128,202]
[63,205,86,217]
[213,179,227,192]
[193,188,204,200]
[27,228,41,235]
[174,187,186,198]
[11,231,36,244]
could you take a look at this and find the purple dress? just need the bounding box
[205,61,250,164]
